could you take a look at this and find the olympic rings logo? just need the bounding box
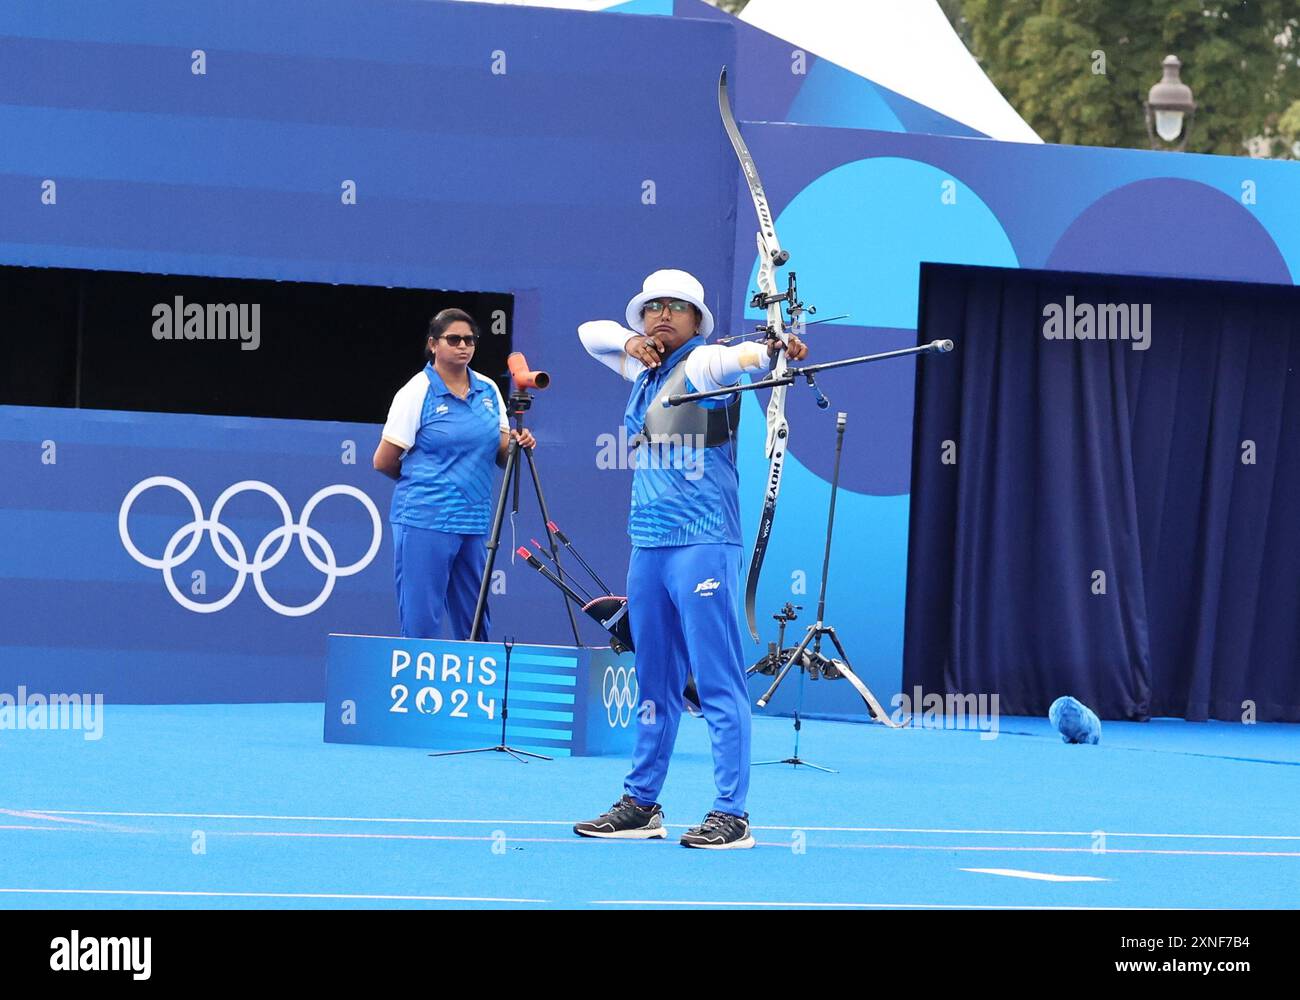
[602,665,639,729]
[118,476,382,617]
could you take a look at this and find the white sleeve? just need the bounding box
[684,342,770,394]
[578,320,645,382]
[486,373,509,431]
[381,373,428,452]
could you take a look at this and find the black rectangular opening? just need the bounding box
[0,265,514,423]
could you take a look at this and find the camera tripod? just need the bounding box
[431,387,574,765]
[468,388,581,646]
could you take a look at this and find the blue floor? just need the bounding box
[2,705,1298,909]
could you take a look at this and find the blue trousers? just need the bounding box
[624,543,751,816]
[392,523,490,640]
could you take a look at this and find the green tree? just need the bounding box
[1279,97,1300,154]
[954,0,1300,156]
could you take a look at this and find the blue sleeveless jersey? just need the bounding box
[622,337,742,549]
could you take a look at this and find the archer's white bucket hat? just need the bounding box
[625,268,715,339]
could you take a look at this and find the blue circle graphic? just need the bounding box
[741,157,1017,494]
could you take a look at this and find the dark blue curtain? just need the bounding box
[905,264,1300,722]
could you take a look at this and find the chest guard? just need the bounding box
[637,359,741,449]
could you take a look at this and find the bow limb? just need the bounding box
[721,63,793,643]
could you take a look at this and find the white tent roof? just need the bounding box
[740,0,1041,143]
[441,0,1041,142]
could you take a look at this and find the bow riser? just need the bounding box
[756,233,790,459]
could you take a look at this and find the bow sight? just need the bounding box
[751,270,811,332]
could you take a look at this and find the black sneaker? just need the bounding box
[574,795,667,840]
[680,810,755,850]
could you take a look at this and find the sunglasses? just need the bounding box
[439,334,478,347]
[641,299,694,317]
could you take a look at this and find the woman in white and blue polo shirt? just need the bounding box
[372,308,535,639]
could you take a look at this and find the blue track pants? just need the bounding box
[392,523,490,640]
[623,543,751,816]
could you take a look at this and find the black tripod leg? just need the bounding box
[756,625,815,708]
[821,627,903,727]
[521,446,582,646]
[506,747,554,762]
[470,439,519,641]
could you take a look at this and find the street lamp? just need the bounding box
[1145,54,1196,151]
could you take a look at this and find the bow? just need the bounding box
[719,67,808,642]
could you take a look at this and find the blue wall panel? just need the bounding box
[0,0,736,703]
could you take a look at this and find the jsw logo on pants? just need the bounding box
[694,578,721,596]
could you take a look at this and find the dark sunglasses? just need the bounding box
[439,334,478,347]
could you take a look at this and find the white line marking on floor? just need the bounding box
[27,810,569,825]
[593,900,1161,909]
[0,808,131,830]
[219,831,583,844]
[0,825,69,832]
[0,888,548,903]
[820,844,1300,858]
[797,827,1300,840]
[962,868,1107,882]
[25,810,1300,841]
